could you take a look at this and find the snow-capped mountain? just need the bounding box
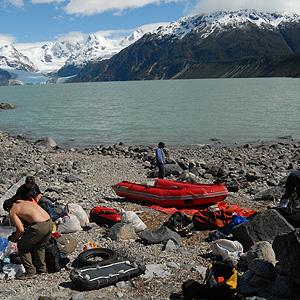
[153,10,300,39]
[0,44,38,72]
[2,9,300,85]
[64,28,145,68]
[15,41,82,74]
[0,26,151,85]
[69,9,300,82]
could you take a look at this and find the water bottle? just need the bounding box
[3,257,10,265]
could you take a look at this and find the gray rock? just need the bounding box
[164,239,177,251]
[34,137,58,149]
[272,276,294,298]
[273,229,300,286]
[248,274,272,288]
[246,241,276,265]
[70,293,85,300]
[0,103,16,109]
[239,270,257,295]
[106,223,136,241]
[248,259,277,280]
[141,264,171,279]
[232,209,294,251]
[166,262,180,269]
[65,175,81,183]
[254,187,285,201]
[164,163,184,176]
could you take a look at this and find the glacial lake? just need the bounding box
[0,78,299,149]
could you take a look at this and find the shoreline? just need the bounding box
[0,129,300,299]
[1,128,299,151]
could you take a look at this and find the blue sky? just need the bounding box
[1,0,300,45]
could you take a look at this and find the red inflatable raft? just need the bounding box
[111,179,228,207]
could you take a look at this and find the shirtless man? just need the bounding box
[3,199,53,279]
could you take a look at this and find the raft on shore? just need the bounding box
[112,179,228,207]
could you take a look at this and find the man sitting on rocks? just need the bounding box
[279,170,300,208]
[14,176,42,203]
[3,198,53,279]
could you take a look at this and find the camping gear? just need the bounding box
[67,203,89,227]
[56,213,82,233]
[84,241,98,250]
[51,233,78,258]
[210,239,244,261]
[70,260,146,291]
[182,261,238,300]
[120,210,147,232]
[90,206,121,227]
[205,261,238,299]
[163,211,195,237]
[45,236,64,273]
[112,179,228,207]
[77,248,119,267]
[226,215,249,234]
[218,202,255,217]
[139,226,182,245]
[192,207,234,230]
[39,198,69,222]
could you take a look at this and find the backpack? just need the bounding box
[39,198,68,222]
[163,211,194,237]
[192,208,234,230]
[51,233,78,259]
[204,261,238,299]
[45,236,64,273]
[182,261,238,300]
[90,206,121,227]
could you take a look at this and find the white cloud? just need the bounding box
[0,34,16,45]
[56,31,87,43]
[192,0,300,14]
[63,0,179,16]
[93,22,169,39]
[4,0,24,7]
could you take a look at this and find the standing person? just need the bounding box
[156,142,166,179]
[279,170,300,208]
[14,176,42,203]
[3,199,53,279]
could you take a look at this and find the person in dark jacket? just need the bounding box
[156,142,166,179]
[14,176,42,203]
[279,171,300,208]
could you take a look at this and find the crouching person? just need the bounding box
[3,198,53,279]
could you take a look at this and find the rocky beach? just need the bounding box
[0,130,300,300]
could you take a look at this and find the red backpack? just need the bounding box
[192,207,234,230]
[90,206,120,227]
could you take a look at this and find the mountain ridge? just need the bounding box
[69,9,300,82]
[2,9,300,85]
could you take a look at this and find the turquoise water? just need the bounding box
[0,78,299,148]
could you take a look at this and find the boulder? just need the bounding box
[65,175,81,183]
[275,207,300,228]
[164,163,184,176]
[34,137,58,149]
[272,276,294,298]
[273,229,300,286]
[232,209,294,251]
[248,259,277,280]
[106,223,136,241]
[0,103,16,109]
[254,187,285,201]
[246,241,276,265]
